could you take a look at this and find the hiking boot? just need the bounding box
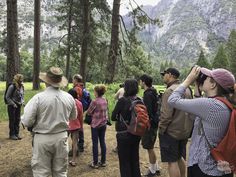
[142,169,161,176]
[9,135,18,140]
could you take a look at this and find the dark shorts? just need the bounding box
[159,133,188,162]
[141,127,157,149]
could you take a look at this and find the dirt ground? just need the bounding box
[2,122,235,177]
[0,121,171,177]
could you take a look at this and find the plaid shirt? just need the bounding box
[87,97,108,128]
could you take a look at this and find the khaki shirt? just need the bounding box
[21,86,77,134]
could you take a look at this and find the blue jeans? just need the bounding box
[91,125,106,164]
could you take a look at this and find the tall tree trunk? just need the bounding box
[65,0,73,81]
[105,0,121,83]
[6,0,19,85]
[33,0,41,90]
[79,0,90,83]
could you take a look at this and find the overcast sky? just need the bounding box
[107,0,161,15]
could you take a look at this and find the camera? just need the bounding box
[196,72,207,85]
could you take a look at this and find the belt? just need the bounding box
[35,130,67,135]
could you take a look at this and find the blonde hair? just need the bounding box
[13,74,23,88]
[94,84,106,97]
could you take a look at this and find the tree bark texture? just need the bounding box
[79,0,90,83]
[105,0,121,83]
[6,0,20,85]
[65,0,73,82]
[33,0,41,90]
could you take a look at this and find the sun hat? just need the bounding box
[160,68,180,78]
[39,67,68,88]
[200,68,235,90]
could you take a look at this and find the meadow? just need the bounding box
[0,82,166,121]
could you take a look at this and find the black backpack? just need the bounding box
[4,83,16,104]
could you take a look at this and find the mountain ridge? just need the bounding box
[134,0,236,66]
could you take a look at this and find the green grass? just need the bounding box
[0,82,166,122]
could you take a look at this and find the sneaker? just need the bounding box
[98,161,107,167]
[9,135,18,140]
[142,169,160,176]
[16,135,22,140]
[89,162,99,169]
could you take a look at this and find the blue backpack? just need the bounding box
[81,88,91,111]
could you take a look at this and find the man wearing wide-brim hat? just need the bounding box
[21,66,77,177]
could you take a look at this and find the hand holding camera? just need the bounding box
[183,66,201,87]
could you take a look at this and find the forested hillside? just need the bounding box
[0,0,236,83]
[125,0,236,67]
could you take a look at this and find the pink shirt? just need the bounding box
[87,97,108,128]
[68,99,83,131]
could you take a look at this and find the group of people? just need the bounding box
[4,65,236,177]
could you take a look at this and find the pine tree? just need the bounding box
[160,62,165,72]
[226,29,236,76]
[6,0,20,84]
[33,0,41,90]
[196,50,210,68]
[212,45,229,69]
[169,60,174,67]
[164,60,169,69]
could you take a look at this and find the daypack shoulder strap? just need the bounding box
[129,97,142,110]
[202,97,235,150]
[215,97,233,110]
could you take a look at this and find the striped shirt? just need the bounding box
[87,97,108,128]
[168,85,231,176]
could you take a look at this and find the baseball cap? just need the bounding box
[160,68,180,78]
[200,68,235,90]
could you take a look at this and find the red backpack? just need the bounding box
[122,99,150,136]
[210,97,236,174]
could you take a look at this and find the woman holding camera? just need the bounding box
[168,66,235,177]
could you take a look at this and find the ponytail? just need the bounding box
[225,84,236,105]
